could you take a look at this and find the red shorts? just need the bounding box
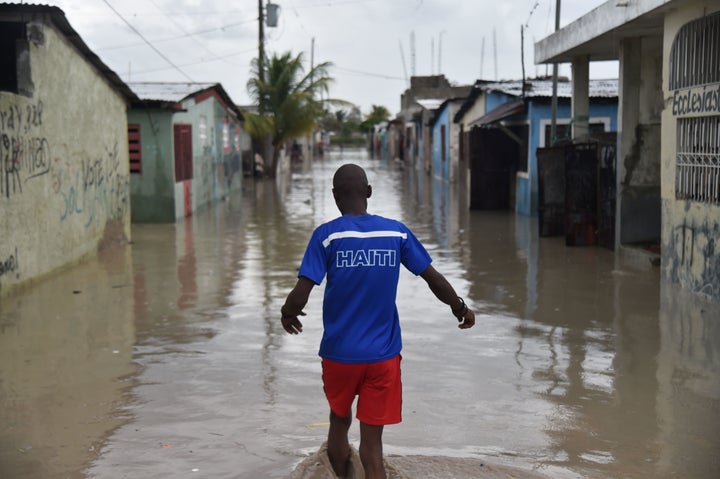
[321,355,402,426]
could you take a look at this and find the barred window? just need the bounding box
[128,123,142,174]
[676,116,720,204]
[671,12,720,204]
[669,12,720,91]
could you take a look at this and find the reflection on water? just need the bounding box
[0,248,136,479]
[0,149,718,479]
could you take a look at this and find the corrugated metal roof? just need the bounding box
[469,99,526,127]
[128,82,219,103]
[483,79,618,98]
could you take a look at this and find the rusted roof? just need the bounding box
[469,99,526,127]
[0,3,138,102]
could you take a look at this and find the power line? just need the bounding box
[100,0,194,82]
[128,47,258,76]
[525,0,541,27]
[96,18,255,52]
[334,65,405,81]
[147,0,239,66]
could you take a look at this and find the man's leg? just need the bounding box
[359,421,386,479]
[327,409,352,477]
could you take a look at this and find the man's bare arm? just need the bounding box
[420,265,475,329]
[280,276,316,334]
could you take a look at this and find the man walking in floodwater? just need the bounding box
[280,163,475,479]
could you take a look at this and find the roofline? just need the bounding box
[191,83,244,121]
[534,0,673,64]
[130,82,243,121]
[453,78,618,123]
[0,4,138,102]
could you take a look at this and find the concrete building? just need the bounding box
[0,4,137,295]
[430,97,468,183]
[398,75,472,172]
[128,82,250,222]
[535,0,720,300]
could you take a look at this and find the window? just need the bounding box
[670,12,720,204]
[0,22,33,96]
[669,12,720,91]
[544,123,606,147]
[174,124,193,182]
[128,124,142,174]
[676,116,720,204]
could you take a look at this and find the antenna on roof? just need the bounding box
[480,36,485,79]
[410,30,416,76]
[399,39,409,87]
[493,28,498,81]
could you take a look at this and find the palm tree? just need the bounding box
[359,104,391,132]
[246,51,333,177]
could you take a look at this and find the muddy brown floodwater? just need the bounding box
[1,149,719,479]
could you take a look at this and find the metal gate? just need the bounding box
[537,140,616,248]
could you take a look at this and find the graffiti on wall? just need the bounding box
[52,142,130,227]
[0,101,49,199]
[1,99,129,228]
[668,218,720,299]
[0,247,20,280]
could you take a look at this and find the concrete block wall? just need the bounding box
[0,17,130,295]
[660,1,720,300]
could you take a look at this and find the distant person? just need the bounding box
[280,163,475,479]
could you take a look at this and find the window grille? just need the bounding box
[128,124,142,174]
[669,12,720,91]
[676,116,720,204]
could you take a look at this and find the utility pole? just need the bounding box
[258,0,265,101]
[550,0,561,145]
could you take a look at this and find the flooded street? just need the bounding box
[1,149,719,479]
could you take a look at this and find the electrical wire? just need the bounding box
[128,46,257,76]
[334,65,405,81]
[97,17,255,52]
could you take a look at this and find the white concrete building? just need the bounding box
[536,0,720,300]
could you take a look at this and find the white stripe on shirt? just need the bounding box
[322,230,407,248]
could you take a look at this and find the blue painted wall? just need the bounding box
[511,98,618,216]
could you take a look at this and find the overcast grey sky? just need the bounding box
[47,0,617,115]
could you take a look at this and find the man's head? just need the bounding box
[332,164,372,215]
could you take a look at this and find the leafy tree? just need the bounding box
[245,51,333,177]
[359,104,391,132]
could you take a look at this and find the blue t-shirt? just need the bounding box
[298,214,432,364]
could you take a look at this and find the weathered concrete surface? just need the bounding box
[0,12,131,296]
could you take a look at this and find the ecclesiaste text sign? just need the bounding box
[672,82,720,116]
